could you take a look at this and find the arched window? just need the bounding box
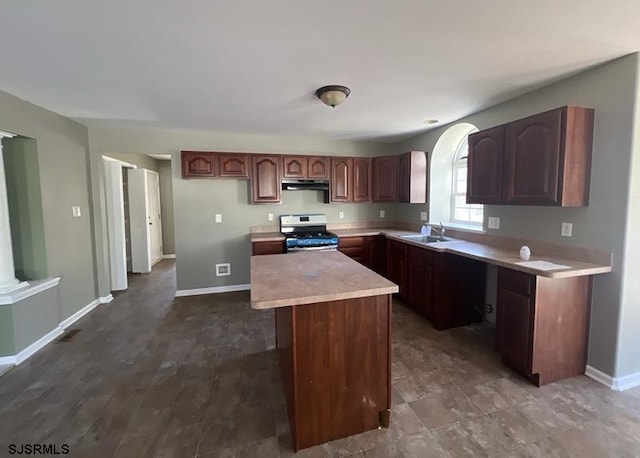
[450,131,483,226]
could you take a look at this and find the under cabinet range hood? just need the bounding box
[281,179,329,191]
[281,179,330,203]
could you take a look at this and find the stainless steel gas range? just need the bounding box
[280,214,339,252]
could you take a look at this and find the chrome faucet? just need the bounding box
[432,222,446,240]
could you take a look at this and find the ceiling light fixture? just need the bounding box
[315,85,351,108]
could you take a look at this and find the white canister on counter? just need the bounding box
[519,245,531,261]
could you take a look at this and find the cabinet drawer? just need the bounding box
[498,268,534,296]
[408,245,433,264]
[252,241,284,255]
[339,237,364,248]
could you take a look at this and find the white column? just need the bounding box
[0,140,27,293]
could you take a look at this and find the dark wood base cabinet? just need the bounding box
[275,295,391,451]
[496,267,591,386]
[388,240,485,330]
[251,240,284,255]
[338,235,385,275]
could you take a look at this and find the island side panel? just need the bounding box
[330,294,391,439]
[292,294,392,450]
[275,306,296,444]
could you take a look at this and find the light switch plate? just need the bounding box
[215,214,222,223]
[339,211,344,220]
[420,211,428,221]
[380,210,385,218]
[488,217,500,229]
[72,206,81,217]
[268,213,273,222]
[561,222,573,237]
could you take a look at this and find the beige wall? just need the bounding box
[158,160,175,254]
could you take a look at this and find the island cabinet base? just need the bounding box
[275,294,392,451]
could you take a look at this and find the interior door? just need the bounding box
[103,160,128,290]
[127,169,151,273]
[146,171,163,265]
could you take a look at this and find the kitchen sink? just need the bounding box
[400,234,451,243]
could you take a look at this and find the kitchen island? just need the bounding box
[250,251,398,451]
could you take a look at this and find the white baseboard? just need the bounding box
[99,294,114,304]
[0,295,110,372]
[585,365,640,391]
[162,254,176,259]
[0,356,16,365]
[15,326,64,365]
[60,299,100,329]
[175,284,251,297]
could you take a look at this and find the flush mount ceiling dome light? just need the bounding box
[315,85,351,108]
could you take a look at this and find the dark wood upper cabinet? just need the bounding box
[468,106,594,206]
[218,153,249,178]
[467,126,505,204]
[307,157,329,179]
[398,151,428,203]
[282,156,308,178]
[251,155,281,204]
[330,157,353,202]
[353,157,371,202]
[505,109,564,205]
[181,151,216,178]
[372,156,398,202]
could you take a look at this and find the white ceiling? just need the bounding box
[2,1,640,142]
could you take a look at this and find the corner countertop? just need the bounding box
[250,232,284,242]
[251,227,612,279]
[250,251,398,309]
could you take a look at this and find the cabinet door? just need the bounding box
[338,236,364,263]
[181,151,216,178]
[283,156,308,178]
[372,156,398,202]
[308,157,329,179]
[505,109,563,205]
[407,248,433,318]
[386,241,408,300]
[218,153,249,178]
[398,151,428,203]
[331,157,353,202]
[251,155,281,203]
[467,127,505,204]
[497,287,534,375]
[353,158,371,202]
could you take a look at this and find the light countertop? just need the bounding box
[251,227,612,279]
[383,231,612,279]
[250,251,398,309]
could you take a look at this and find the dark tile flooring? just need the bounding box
[1,259,639,457]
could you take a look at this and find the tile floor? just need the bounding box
[0,259,639,457]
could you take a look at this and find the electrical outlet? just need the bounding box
[72,206,81,217]
[215,214,222,223]
[268,213,273,222]
[215,263,231,276]
[379,210,385,218]
[339,211,344,220]
[420,211,428,221]
[561,222,573,237]
[485,303,493,314]
[488,216,500,229]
